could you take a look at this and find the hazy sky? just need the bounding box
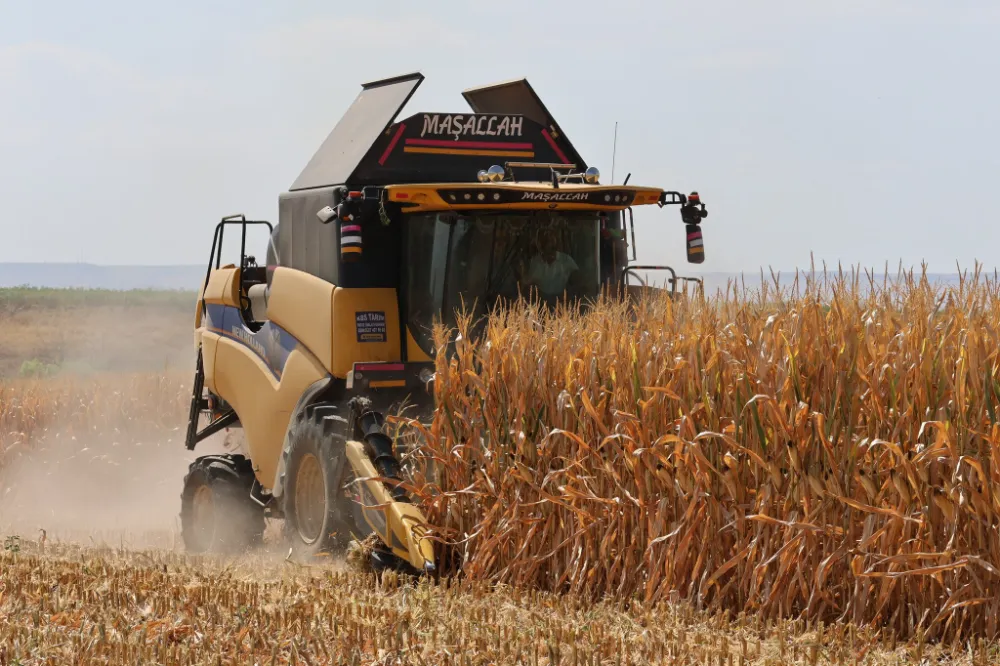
[1,1,997,274]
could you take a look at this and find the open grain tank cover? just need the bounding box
[461,77,587,170]
[289,72,425,191]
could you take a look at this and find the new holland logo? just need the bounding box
[521,191,591,202]
[230,325,267,359]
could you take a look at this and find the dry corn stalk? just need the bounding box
[407,264,1000,643]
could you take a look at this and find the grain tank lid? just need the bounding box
[289,72,424,192]
[461,77,586,169]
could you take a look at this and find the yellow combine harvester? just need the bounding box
[181,72,708,574]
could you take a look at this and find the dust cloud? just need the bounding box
[0,424,235,550]
[0,297,317,562]
[0,296,213,548]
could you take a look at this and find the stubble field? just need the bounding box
[1,274,999,664]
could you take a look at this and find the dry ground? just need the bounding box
[2,537,985,666]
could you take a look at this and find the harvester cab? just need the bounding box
[181,72,708,574]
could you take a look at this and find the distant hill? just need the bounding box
[0,264,205,290]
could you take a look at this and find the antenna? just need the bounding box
[611,122,618,184]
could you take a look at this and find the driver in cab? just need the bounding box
[518,234,579,300]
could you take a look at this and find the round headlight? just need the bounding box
[477,170,489,183]
[486,164,505,182]
[583,166,601,184]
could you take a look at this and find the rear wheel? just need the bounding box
[281,404,357,559]
[180,454,264,553]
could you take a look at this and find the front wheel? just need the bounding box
[180,454,264,553]
[280,404,357,559]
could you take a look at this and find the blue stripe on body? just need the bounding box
[204,303,299,379]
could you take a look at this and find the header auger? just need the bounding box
[180,72,710,574]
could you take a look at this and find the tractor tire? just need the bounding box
[180,454,264,554]
[280,403,358,560]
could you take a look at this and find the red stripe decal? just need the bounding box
[405,138,535,150]
[687,231,702,240]
[378,123,406,166]
[355,363,405,372]
[541,129,570,164]
[341,224,361,233]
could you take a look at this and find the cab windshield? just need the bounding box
[405,210,601,351]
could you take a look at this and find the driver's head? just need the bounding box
[538,234,558,262]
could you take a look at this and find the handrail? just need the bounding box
[620,264,704,296]
[200,218,273,320]
[622,264,678,294]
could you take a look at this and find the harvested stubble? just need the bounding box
[0,539,976,665]
[407,267,1000,644]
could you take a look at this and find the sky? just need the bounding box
[1,0,998,275]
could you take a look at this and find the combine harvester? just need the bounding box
[180,72,709,574]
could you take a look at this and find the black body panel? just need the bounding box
[352,112,576,184]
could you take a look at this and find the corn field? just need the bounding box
[0,372,189,472]
[407,267,1000,644]
[3,271,1000,661]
